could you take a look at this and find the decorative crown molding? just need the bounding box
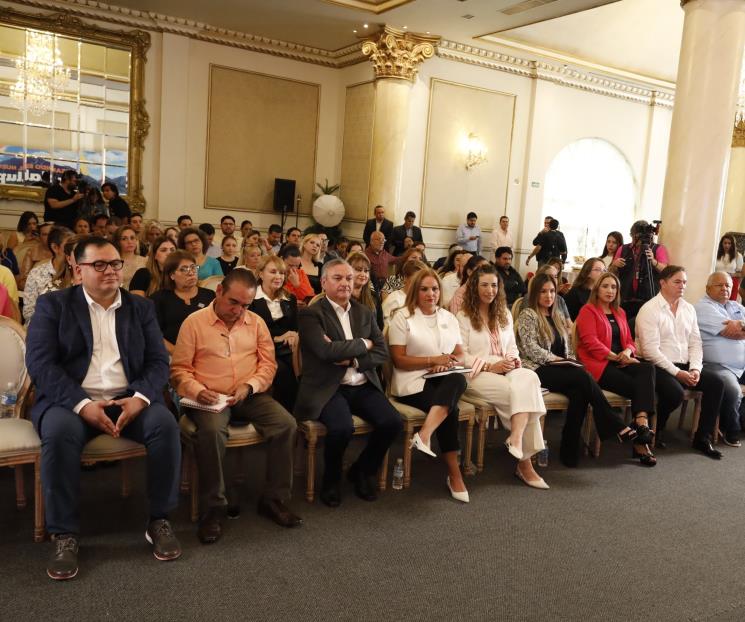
[361,26,440,81]
[436,40,676,108]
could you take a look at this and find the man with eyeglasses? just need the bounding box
[25,236,181,580]
[171,268,302,544]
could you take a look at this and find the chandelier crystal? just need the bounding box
[10,30,70,116]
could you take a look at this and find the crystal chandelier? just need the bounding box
[10,30,70,116]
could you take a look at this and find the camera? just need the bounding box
[638,220,661,249]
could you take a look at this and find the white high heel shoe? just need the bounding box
[514,468,550,490]
[505,439,524,461]
[410,433,436,457]
[446,476,470,503]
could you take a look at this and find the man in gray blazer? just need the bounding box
[295,259,402,507]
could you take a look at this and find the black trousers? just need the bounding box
[535,365,626,454]
[654,363,725,438]
[598,361,656,416]
[318,384,402,486]
[273,352,298,414]
[396,374,468,454]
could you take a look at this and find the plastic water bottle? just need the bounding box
[1,382,17,418]
[392,458,404,490]
[536,441,549,468]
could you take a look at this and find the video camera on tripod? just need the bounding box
[638,220,662,250]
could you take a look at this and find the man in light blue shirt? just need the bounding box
[694,271,745,446]
[456,211,481,254]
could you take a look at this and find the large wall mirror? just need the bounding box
[0,10,149,209]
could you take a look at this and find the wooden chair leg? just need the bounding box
[14,464,27,509]
[34,456,45,543]
[477,413,489,472]
[121,460,131,498]
[180,443,191,494]
[690,398,702,441]
[403,427,414,489]
[305,434,317,503]
[189,447,199,523]
[377,451,389,491]
[463,417,475,475]
[678,400,689,431]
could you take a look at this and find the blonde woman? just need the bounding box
[457,265,548,489]
[23,226,74,324]
[240,243,263,275]
[140,219,163,256]
[300,233,323,294]
[389,267,470,502]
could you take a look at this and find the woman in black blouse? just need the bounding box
[149,250,215,354]
[129,236,176,297]
[563,257,606,321]
[248,254,298,412]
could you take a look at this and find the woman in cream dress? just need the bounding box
[456,265,549,489]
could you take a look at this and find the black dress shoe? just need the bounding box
[320,484,342,508]
[47,534,79,581]
[257,497,303,528]
[197,508,223,544]
[692,436,723,460]
[146,519,181,561]
[347,466,377,502]
[721,432,742,448]
[226,505,241,519]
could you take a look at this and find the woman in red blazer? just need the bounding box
[576,272,657,466]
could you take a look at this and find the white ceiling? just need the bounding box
[491,0,684,83]
[92,0,620,52]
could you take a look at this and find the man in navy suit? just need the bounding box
[26,237,181,580]
[389,211,424,256]
[362,205,393,247]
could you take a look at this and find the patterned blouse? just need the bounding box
[515,307,574,371]
[23,260,62,324]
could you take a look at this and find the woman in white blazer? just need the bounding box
[389,267,470,502]
[456,265,549,489]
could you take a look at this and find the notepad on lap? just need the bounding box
[179,393,231,413]
[423,366,473,379]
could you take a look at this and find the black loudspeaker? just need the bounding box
[273,178,296,213]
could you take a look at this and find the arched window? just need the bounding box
[543,138,636,264]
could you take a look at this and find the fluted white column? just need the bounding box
[722,118,745,233]
[659,0,745,300]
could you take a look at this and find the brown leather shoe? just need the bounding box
[47,534,79,580]
[146,519,181,561]
[257,497,303,528]
[197,509,222,544]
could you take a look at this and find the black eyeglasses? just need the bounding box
[78,260,125,272]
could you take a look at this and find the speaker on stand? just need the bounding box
[273,178,296,240]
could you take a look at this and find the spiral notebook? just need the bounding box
[179,393,230,414]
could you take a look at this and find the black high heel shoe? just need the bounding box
[632,444,657,467]
[618,428,638,444]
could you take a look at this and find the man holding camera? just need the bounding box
[612,220,669,322]
[44,169,83,230]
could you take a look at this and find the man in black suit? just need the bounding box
[362,205,393,246]
[295,259,402,507]
[26,237,181,580]
[389,211,424,256]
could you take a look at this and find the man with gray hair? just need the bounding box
[694,271,745,446]
[295,259,402,507]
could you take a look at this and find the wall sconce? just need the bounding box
[464,133,487,171]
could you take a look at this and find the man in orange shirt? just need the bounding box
[171,269,302,544]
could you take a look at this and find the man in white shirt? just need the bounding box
[635,265,726,458]
[490,215,513,251]
[456,211,482,254]
[295,260,402,507]
[26,237,181,580]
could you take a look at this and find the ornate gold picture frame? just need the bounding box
[0,8,150,210]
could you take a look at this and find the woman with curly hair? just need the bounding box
[457,265,548,488]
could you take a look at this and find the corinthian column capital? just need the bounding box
[361,26,440,82]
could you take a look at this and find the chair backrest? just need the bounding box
[198,275,223,292]
[511,297,523,324]
[0,316,30,417]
